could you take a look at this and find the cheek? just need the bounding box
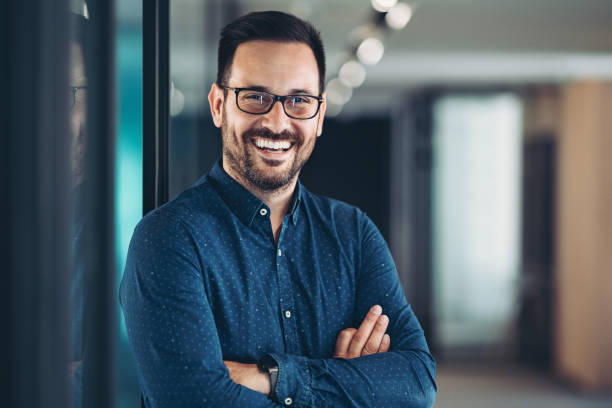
[223,107,252,137]
[71,111,81,143]
[299,125,318,148]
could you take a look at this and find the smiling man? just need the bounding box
[120,11,436,408]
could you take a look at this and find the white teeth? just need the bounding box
[254,138,291,150]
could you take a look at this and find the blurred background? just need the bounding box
[2,0,610,407]
[115,1,612,407]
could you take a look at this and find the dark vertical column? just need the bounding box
[389,91,435,348]
[1,0,71,407]
[82,0,117,407]
[518,136,556,367]
[143,0,170,214]
[141,2,170,405]
[0,0,7,392]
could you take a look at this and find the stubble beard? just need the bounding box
[221,114,316,193]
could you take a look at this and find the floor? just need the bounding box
[434,363,612,408]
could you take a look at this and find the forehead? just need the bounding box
[229,40,319,94]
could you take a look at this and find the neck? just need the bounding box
[250,178,296,221]
[222,161,297,244]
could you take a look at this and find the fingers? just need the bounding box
[347,305,382,358]
[333,305,392,359]
[333,328,356,358]
[361,314,389,356]
[378,333,391,353]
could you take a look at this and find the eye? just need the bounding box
[242,92,267,103]
[289,95,313,105]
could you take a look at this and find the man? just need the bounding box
[120,11,436,408]
[68,10,89,408]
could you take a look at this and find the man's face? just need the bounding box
[209,40,325,192]
[70,42,87,187]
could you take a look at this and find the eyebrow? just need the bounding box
[242,85,317,95]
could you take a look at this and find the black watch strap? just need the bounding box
[257,355,279,398]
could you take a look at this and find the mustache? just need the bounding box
[242,127,299,142]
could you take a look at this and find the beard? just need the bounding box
[222,120,315,192]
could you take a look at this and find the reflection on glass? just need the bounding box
[69,10,89,408]
[116,19,144,408]
[169,1,222,198]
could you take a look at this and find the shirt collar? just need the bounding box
[207,160,302,227]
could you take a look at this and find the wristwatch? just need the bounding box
[257,355,279,398]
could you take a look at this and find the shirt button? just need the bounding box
[284,310,291,318]
[278,248,282,257]
[284,397,293,405]
[259,208,268,216]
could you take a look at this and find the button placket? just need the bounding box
[275,222,299,352]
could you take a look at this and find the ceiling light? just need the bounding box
[356,37,384,66]
[326,78,353,105]
[385,3,412,30]
[339,60,367,88]
[371,0,397,13]
[325,102,343,118]
[170,81,185,116]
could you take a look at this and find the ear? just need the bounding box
[208,83,225,128]
[316,93,326,137]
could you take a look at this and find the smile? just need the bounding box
[251,137,294,153]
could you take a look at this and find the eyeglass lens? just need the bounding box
[69,87,86,109]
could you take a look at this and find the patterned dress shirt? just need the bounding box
[120,160,436,407]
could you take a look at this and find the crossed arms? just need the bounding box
[223,304,393,395]
[120,212,437,408]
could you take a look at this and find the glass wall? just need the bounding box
[168,0,231,198]
[68,10,88,408]
[67,1,117,407]
[115,3,143,406]
[432,94,523,357]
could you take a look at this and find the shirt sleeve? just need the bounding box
[119,211,283,408]
[263,212,437,408]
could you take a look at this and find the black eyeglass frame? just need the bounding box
[220,85,324,120]
[69,85,88,109]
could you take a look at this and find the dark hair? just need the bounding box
[217,11,326,94]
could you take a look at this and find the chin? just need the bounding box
[247,167,295,191]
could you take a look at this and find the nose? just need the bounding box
[260,99,292,134]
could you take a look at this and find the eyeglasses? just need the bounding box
[69,85,87,109]
[221,85,324,120]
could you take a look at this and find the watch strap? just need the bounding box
[257,355,279,398]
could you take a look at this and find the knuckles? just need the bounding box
[340,328,357,338]
[351,332,366,344]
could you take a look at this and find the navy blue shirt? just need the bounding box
[120,161,436,408]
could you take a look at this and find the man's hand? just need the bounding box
[333,304,391,359]
[223,361,271,395]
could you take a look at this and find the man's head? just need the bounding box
[70,13,88,188]
[216,11,326,95]
[209,11,327,194]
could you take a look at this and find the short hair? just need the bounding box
[217,11,326,94]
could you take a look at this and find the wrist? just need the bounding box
[257,355,279,398]
[240,364,271,395]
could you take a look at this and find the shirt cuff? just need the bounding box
[266,353,314,407]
